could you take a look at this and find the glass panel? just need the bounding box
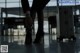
[58,0,75,6]
[0,0,20,2]
[1,3,21,8]
[7,0,20,2]
[76,0,80,5]
[0,0,5,2]
[0,3,5,7]
[6,3,20,8]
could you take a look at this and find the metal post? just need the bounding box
[74,0,76,15]
[1,8,4,36]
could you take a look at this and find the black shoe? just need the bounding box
[25,38,32,45]
[33,32,44,44]
[25,30,32,45]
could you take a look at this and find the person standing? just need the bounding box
[21,0,50,44]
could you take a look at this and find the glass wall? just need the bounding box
[0,0,22,17]
[0,0,80,18]
[0,0,80,36]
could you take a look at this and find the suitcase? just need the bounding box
[56,6,76,41]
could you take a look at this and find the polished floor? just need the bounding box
[1,34,80,53]
[0,21,80,53]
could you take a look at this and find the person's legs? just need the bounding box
[33,10,44,43]
[24,15,33,44]
[31,0,50,43]
[21,0,32,44]
[37,11,44,33]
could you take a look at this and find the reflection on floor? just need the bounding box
[1,34,80,53]
[1,21,80,53]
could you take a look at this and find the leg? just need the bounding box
[31,0,50,43]
[21,0,32,44]
[34,10,44,43]
[37,11,44,32]
[30,7,36,35]
[21,0,30,13]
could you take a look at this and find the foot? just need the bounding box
[24,11,33,45]
[33,32,44,44]
[25,35,32,45]
[25,30,32,45]
[25,41,32,45]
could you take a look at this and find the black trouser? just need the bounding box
[21,0,50,43]
[21,0,30,13]
[31,0,50,33]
